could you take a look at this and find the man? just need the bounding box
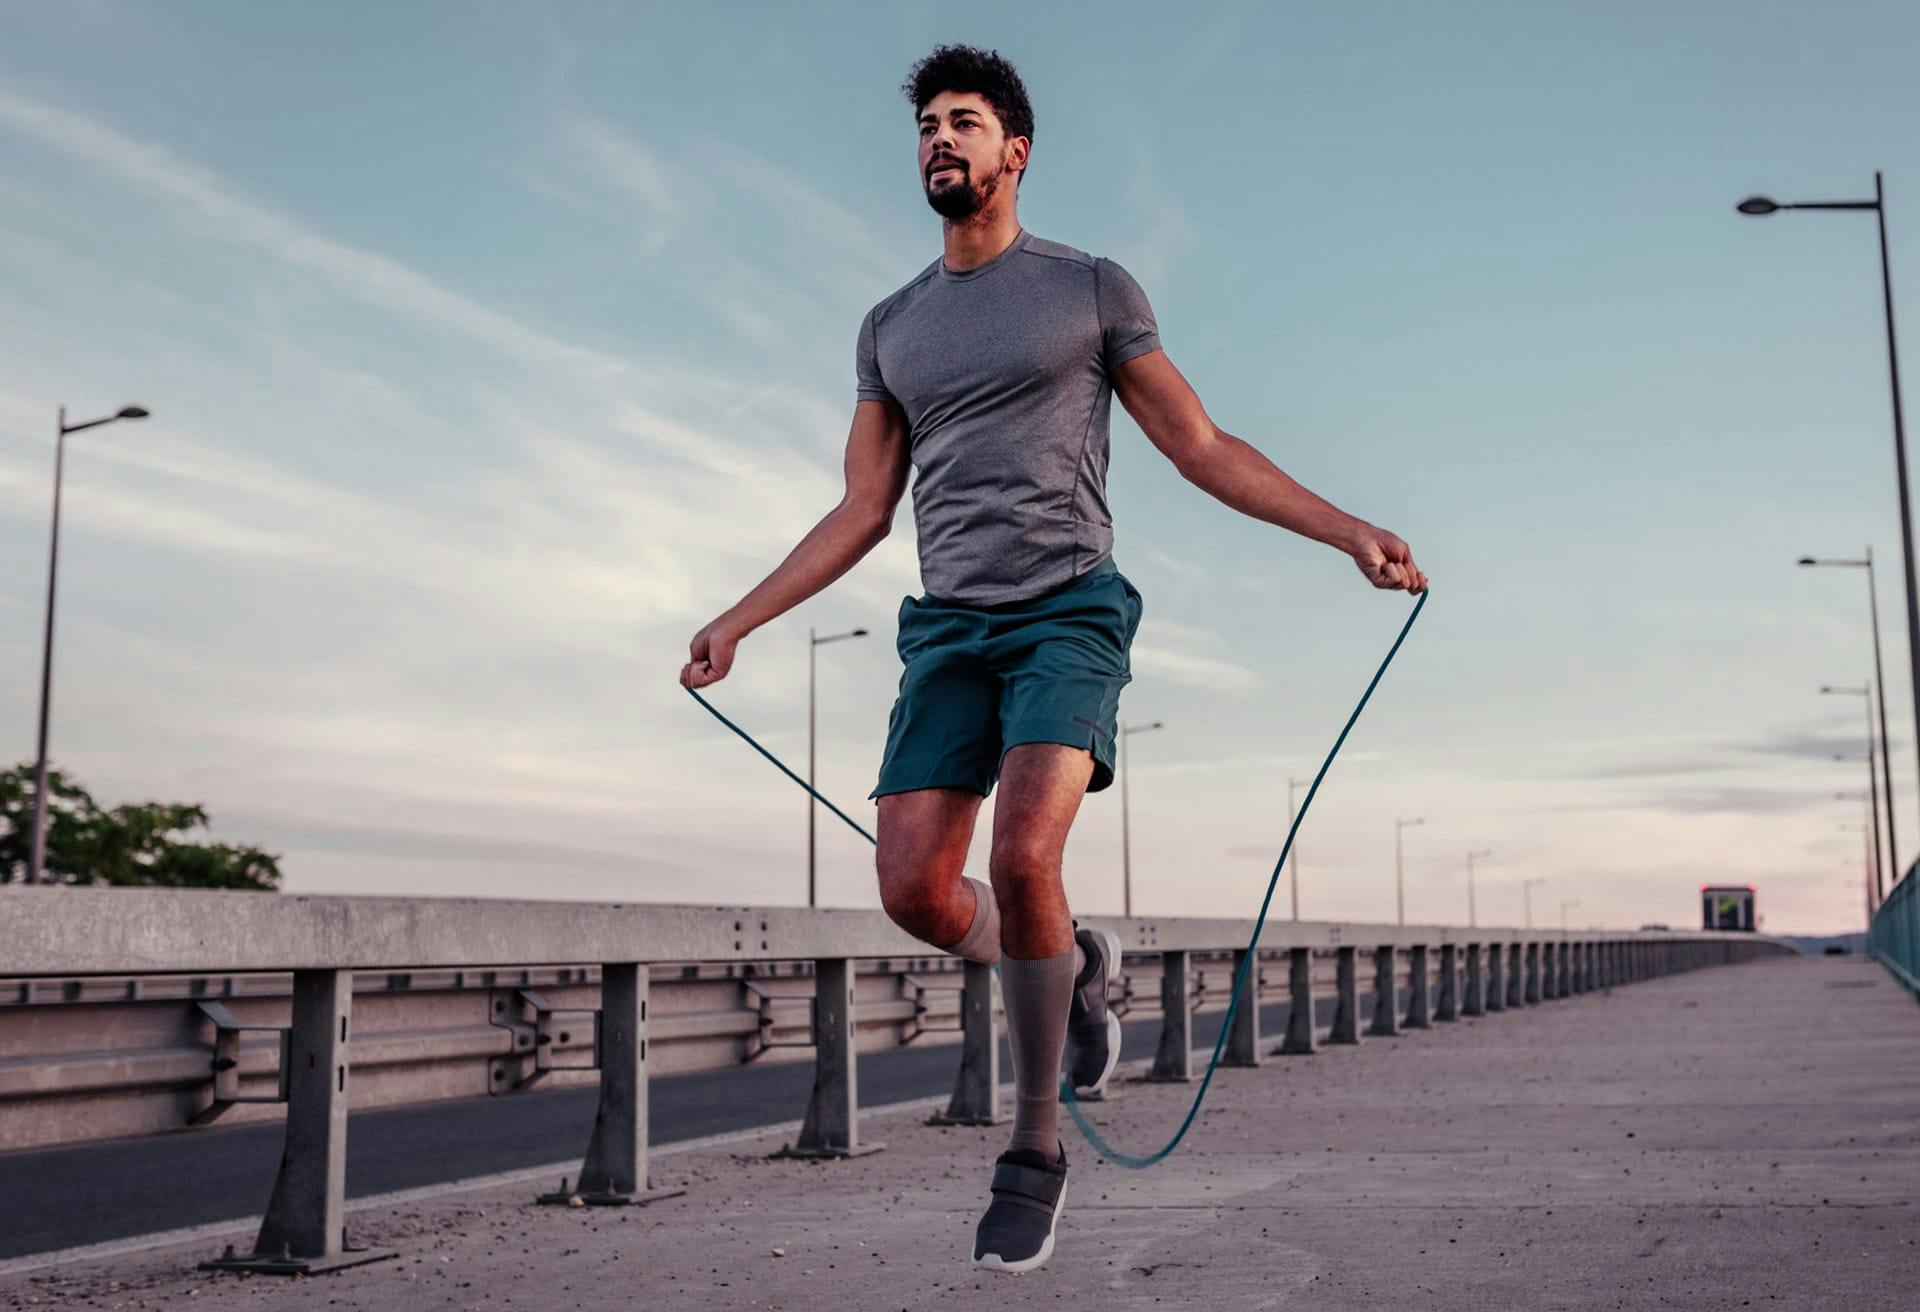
[681,43,1426,1274]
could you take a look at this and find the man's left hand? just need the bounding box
[1351,526,1427,593]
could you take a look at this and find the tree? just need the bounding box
[0,763,282,890]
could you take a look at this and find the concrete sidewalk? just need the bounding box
[5,955,1916,1311]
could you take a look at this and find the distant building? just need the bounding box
[1702,885,1756,932]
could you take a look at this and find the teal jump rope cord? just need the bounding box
[685,587,1427,1169]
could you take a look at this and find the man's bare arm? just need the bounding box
[1111,350,1426,593]
[681,399,911,688]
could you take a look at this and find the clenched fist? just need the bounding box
[1350,525,1427,594]
[681,616,743,689]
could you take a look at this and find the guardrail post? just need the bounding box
[775,958,882,1159]
[201,970,388,1276]
[1329,946,1361,1044]
[931,959,1003,1122]
[1435,943,1460,1021]
[1148,950,1196,1082]
[1571,943,1587,995]
[1506,943,1524,1008]
[1556,942,1571,997]
[1368,946,1400,1036]
[1484,941,1505,1013]
[1523,942,1542,1004]
[1404,944,1432,1028]
[538,964,684,1207]
[1275,947,1316,1055]
[1223,948,1263,1067]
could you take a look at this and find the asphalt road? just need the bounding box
[1,996,1361,1259]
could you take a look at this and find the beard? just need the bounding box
[923,158,1003,219]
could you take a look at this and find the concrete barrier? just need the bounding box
[0,886,1791,1275]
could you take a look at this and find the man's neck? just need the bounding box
[941,207,1023,273]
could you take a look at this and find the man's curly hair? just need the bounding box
[900,44,1034,187]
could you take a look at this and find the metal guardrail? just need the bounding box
[0,886,1790,1275]
[1869,867,1920,999]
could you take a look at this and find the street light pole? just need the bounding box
[1120,720,1165,918]
[1833,752,1884,904]
[1287,775,1309,919]
[1839,796,1877,919]
[1561,898,1580,931]
[1394,816,1425,926]
[1823,683,1884,903]
[807,625,868,908]
[28,404,148,886]
[1743,177,1917,854]
[1466,849,1491,928]
[1801,552,1900,887]
[1522,876,1546,930]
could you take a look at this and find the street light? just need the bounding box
[28,404,150,885]
[1466,849,1492,928]
[1394,816,1425,926]
[808,625,868,908]
[1561,898,1580,931]
[1119,720,1165,918]
[1742,178,1916,858]
[1800,551,1898,886]
[1521,875,1547,930]
[1286,774,1309,919]
[1822,683,1884,904]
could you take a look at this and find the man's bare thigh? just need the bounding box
[875,788,984,888]
[992,743,1097,862]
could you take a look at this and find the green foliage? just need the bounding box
[1,763,281,890]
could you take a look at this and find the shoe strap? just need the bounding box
[990,1158,1065,1209]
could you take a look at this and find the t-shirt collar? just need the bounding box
[939,228,1031,282]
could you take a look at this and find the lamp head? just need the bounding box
[116,406,149,420]
[1737,196,1781,216]
[1796,556,1816,567]
[851,628,869,637]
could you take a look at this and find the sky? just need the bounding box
[2,0,1917,935]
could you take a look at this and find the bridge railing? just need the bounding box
[0,886,1790,1275]
[1869,866,1920,999]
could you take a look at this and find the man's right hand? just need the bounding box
[681,616,742,689]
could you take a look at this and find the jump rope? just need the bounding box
[685,586,1427,1169]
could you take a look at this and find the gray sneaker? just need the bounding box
[971,1142,1069,1273]
[1064,924,1123,1097]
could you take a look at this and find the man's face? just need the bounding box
[917,90,1022,219]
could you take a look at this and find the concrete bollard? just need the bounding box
[776,959,882,1159]
[1148,949,1196,1082]
[1275,947,1316,1055]
[1404,943,1432,1029]
[1369,945,1400,1037]
[1435,943,1460,1022]
[1329,945,1361,1045]
[1223,947,1263,1068]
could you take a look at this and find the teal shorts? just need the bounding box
[870,556,1144,799]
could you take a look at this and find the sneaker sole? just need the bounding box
[972,1178,1067,1274]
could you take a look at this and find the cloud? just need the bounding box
[0,83,632,382]
[1131,618,1263,692]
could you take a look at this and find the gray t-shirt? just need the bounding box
[856,228,1162,606]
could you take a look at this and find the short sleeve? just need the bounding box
[1096,257,1162,371]
[855,307,897,405]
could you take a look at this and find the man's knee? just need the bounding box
[876,843,964,942]
[988,836,1061,895]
